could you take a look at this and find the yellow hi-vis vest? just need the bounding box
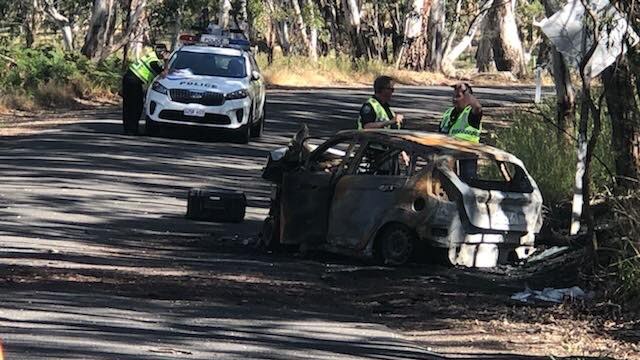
[439,106,480,143]
[357,97,397,130]
[128,52,161,85]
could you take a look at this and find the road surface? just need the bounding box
[0,86,552,360]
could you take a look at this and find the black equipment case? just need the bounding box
[186,188,246,223]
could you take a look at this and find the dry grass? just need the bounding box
[259,53,540,88]
[33,82,79,108]
[0,93,37,112]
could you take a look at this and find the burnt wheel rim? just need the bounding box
[382,229,413,265]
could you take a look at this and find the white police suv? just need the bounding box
[144,34,266,143]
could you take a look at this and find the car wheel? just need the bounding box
[260,216,280,250]
[235,122,250,144]
[250,104,265,138]
[375,224,415,266]
[146,118,159,136]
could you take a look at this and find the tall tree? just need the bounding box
[428,0,446,70]
[81,0,116,59]
[291,0,314,60]
[541,0,575,141]
[343,0,366,59]
[603,60,640,188]
[441,0,494,72]
[399,0,433,70]
[304,0,319,61]
[42,0,74,51]
[219,0,231,27]
[488,0,527,76]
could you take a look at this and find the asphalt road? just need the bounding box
[0,86,540,359]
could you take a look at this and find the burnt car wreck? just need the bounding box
[261,128,544,268]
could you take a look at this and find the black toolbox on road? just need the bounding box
[186,188,246,223]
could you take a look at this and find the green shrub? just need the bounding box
[613,191,640,307]
[495,101,614,207]
[0,45,121,108]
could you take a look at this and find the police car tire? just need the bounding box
[236,123,250,144]
[146,118,159,136]
[251,112,264,138]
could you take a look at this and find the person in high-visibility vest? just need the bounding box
[439,82,482,142]
[439,82,483,179]
[357,75,404,130]
[121,45,169,135]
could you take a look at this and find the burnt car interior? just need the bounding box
[355,142,410,176]
[461,158,534,193]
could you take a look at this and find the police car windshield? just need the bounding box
[169,51,246,78]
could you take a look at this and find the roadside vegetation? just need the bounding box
[0,45,120,111]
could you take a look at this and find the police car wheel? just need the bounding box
[235,123,250,144]
[250,112,264,138]
[146,118,159,136]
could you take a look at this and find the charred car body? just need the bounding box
[261,128,544,268]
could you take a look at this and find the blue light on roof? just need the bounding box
[228,38,251,50]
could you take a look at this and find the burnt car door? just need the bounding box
[279,136,361,246]
[326,140,411,250]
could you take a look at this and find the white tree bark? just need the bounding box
[343,0,365,58]
[304,0,319,61]
[344,0,361,28]
[428,0,446,70]
[41,0,74,51]
[491,0,527,76]
[82,0,111,59]
[404,0,424,39]
[441,0,494,71]
[218,0,232,28]
[292,0,314,60]
[104,0,147,61]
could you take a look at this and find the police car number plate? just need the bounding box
[184,108,205,117]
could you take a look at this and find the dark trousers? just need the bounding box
[122,70,144,135]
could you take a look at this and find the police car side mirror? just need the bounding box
[251,71,261,81]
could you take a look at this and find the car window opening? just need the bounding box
[459,158,534,193]
[356,142,409,176]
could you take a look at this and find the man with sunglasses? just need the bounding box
[356,75,404,130]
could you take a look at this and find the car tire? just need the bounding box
[235,122,250,144]
[146,118,159,136]
[260,216,280,251]
[375,224,415,266]
[251,104,265,138]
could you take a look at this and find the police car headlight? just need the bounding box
[151,81,168,95]
[225,89,248,100]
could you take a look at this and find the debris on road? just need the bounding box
[525,246,570,263]
[511,286,590,304]
[186,188,246,223]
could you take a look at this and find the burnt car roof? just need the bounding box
[336,129,524,165]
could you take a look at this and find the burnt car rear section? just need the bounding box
[261,129,543,268]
